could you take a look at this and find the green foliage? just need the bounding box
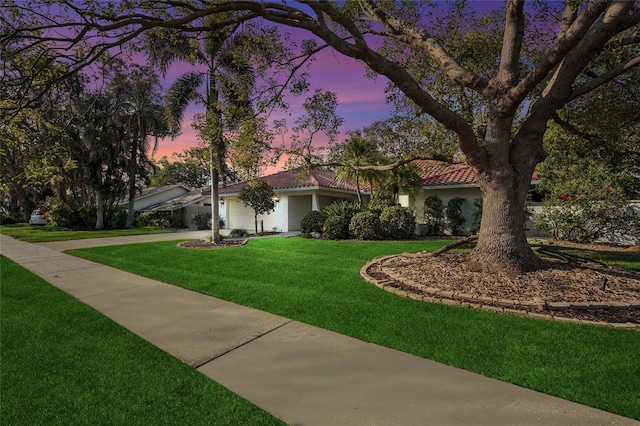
[322,215,352,240]
[446,197,466,236]
[534,196,640,243]
[322,200,363,240]
[192,212,211,230]
[239,179,276,217]
[380,205,416,240]
[423,195,445,236]
[535,164,640,243]
[349,210,382,240]
[229,228,248,238]
[366,196,397,215]
[0,213,23,225]
[300,210,326,237]
[43,196,86,229]
[470,198,483,234]
[322,200,363,218]
[150,149,210,189]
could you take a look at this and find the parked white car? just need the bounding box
[29,209,48,225]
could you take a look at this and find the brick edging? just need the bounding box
[360,256,640,330]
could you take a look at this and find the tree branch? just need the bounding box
[568,56,640,102]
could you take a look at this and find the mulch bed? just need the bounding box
[178,239,248,249]
[368,252,640,325]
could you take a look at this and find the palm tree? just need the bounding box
[109,64,170,228]
[334,136,381,204]
[147,22,257,242]
[377,163,423,204]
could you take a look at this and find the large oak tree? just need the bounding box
[2,0,639,272]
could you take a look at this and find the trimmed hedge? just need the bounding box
[349,211,382,240]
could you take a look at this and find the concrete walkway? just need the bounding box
[1,233,637,426]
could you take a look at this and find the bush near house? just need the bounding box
[446,197,467,236]
[349,210,382,240]
[534,181,640,243]
[380,205,415,239]
[317,199,416,240]
[423,195,445,236]
[300,210,326,237]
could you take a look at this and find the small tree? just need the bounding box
[423,196,445,236]
[239,179,276,234]
[446,197,466,236]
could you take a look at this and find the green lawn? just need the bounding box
[68,238,640,420]
[0,255,284,426]
[0,223,171,242]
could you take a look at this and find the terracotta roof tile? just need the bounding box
[413,159,477,186]
[202,169,359,195]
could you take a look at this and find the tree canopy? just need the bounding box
[2,0,638,273]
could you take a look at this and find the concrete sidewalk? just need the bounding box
[1,233,637,426]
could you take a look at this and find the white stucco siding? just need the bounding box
[226,198,280,233]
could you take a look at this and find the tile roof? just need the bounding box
[201,169,360,196]
[412,160,477,187]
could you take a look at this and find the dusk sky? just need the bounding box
[154,40,394,161]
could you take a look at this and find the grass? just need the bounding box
[0,223,171,243]
[0,255,285,425]
[538,244,640,272]
[68,238,640,420]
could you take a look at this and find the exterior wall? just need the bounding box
[134,186,189,211]
[182,205,211,228]
[219,189,360,233]
[412,186,482,235]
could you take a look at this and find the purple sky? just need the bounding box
[154,35,394,161]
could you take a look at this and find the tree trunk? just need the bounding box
[467,169,542,274]
[212,169,221,243]
[95,190,104,230]
[125,129,139,229]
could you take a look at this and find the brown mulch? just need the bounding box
[178,239,247,249]
[370,250,640,325]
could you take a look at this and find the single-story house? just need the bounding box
[205,169,362,232]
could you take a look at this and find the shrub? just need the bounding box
[192,212,211,230]
[229,228,248,238]
[43,197,85,229]
[380,205,415,239]
[0,213,22,225]
[300,210,326,237]
[349,211,382,240]
[470,198,483,234]
[534,200,640,243]
[365,197,397,215]
[323,200,362,218]
[108,206,128,229]
[423,195,445,235]
[446,197,466,235]
[322,215,352,240]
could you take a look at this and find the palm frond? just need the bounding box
[164,71,204,132]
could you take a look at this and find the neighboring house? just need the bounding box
[204,169,361,232]
[124,184,193,211]
[138,188,211,228]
